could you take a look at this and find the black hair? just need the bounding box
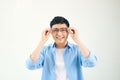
[50,16,70,28]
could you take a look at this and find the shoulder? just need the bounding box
[67,42,80,51]
[40,43,55,56]
[68,42,79,48]
[42,43,55,50]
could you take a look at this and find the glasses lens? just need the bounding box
[52,28,59,32]
[52,28,68,33]
[60,28,67,32]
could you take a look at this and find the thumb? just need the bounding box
[68,28,74,35]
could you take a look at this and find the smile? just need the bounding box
[56,37,64,40]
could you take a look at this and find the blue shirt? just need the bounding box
[26,42,97,80]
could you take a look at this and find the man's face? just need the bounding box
[51,24,69,45]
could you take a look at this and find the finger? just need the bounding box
[71,27,78,34]
[67,28,70,33]
[47,28,51,35]
[45,30,50,36]
[71,29,75,34]
[68,27,75,34]
[68,28,72,33]
[42,29,47,36]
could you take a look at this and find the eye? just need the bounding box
[52,28,59,32]
[60,28,67,32]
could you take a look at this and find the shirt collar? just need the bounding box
[51,41,72,49]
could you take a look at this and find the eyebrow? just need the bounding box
[52,27,68,29]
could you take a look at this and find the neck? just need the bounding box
[55,42,67,48]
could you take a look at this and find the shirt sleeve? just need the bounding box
[80,52,98,67]
[26,47,45,70]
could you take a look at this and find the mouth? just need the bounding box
[56,37,64,40]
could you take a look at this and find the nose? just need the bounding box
[57,30,62,36]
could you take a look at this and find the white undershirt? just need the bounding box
[56,48,68,80]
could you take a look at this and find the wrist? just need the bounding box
[73,37,80,44]
[39,40,46,45]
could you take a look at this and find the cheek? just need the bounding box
[64,33,69,37]
[51,34,56,39]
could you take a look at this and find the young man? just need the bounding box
[26,16,97,80]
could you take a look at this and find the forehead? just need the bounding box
[52,24,68,28]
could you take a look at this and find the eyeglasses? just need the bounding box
[51,28,68,33]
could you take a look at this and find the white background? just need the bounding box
[0,0,120,80]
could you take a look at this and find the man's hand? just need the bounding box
[41,28,51,43]
[68,27,79,43]
[68,27,90,58]
[31,28,51,62]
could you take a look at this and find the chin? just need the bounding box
[56,41,64,44]
[56,40,66,44]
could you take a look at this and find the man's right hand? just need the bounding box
[41,28,51,43]
[31,28,51,62]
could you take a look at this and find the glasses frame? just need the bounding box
[51,27,68,33]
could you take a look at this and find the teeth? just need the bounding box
[57,37,63,40]
[58,38,62,39]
